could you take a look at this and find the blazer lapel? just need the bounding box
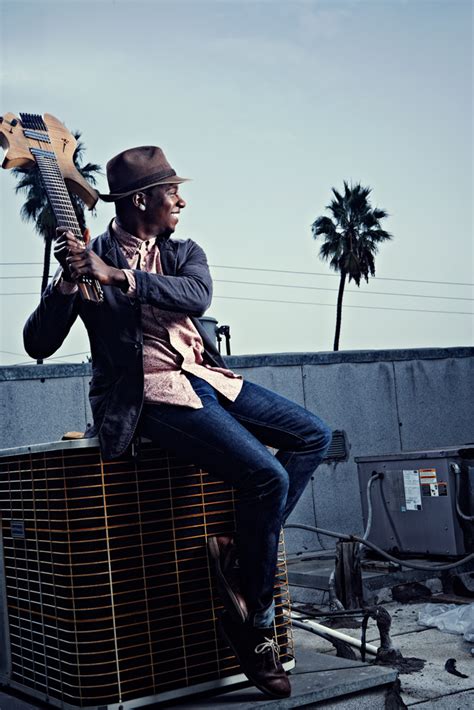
[101,225,130,269]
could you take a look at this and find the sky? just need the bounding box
[0,0,472,366]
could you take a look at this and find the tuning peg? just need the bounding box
[0,117,18,128]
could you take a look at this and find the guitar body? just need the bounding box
[0,112,98,208]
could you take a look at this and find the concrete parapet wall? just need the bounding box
[1,347,473,553]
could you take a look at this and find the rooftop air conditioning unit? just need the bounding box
[0,438,294,710]
[356,446,474,557]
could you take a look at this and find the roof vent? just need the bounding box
[324,430,349,463]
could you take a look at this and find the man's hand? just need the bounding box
[54,227,128,288]
[54,228,84,281]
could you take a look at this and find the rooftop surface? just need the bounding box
[1,600,472,709]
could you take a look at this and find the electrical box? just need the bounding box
[356,446,474,556]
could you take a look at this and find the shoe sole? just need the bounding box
[208,537,248,624]
[218,616,291,699]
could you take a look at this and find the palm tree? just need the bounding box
[312,181,392,351]
[12,132,101,296]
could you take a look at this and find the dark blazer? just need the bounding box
[23,226,227,460]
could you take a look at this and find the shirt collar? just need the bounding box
[112,218,149,259]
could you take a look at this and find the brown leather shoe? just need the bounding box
[207,535,248,623]
[219,612,291,698]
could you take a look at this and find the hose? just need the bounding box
[284,523,474,571]
[451,462,474,522]
[362,472,382,542]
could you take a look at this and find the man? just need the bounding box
[24,146,332,699]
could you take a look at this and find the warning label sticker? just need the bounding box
[419,468,437,484]
[402,470,422,511]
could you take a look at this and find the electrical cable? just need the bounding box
[451,463,474,522]
[0,261,45,265]
[214,295,473,317]
[362,472,382,543]
[209,264,474,288]
[284,523,474,571]
[3,290,472,317]
[1,261,473,287]
[213,279,474,302]
[10,351,91,366]
[0,275,53,279]
[292,606,366,617]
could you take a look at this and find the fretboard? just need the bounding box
[18,113,104,302]
[20,113,83,242]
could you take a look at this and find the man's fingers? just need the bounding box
[66,251,92,278]
[56,227,74,239]
[55,228,85,250]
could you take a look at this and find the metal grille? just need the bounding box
[324,430,348,463]
[0,440,294,708]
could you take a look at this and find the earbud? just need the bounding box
[138,204,146,212]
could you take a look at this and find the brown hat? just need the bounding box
[99,146,189,202]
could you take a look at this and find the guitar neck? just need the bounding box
[30,148,84,241]
[19,113,103,303]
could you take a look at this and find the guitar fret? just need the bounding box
[34,158,82,236]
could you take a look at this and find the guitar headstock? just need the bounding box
[0,112,36,169]
[0,112,98,209]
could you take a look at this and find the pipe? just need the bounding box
[291,614,378,656]
[284,523,474,570]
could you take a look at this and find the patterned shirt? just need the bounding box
[113,220,243,407]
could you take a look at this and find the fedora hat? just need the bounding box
[99,146,189,202]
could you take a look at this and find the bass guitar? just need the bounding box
[0,112,103,302]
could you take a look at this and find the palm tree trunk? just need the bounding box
[37,230,54,364]
[333,270,346,351]
[40,231,53,296]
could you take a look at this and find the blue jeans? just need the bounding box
[139,374,332,627]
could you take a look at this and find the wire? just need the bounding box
[284,523,474,571]
[1,261,473,287]
[0,261,44,265]
[210,265,474,288]
[0,275,53,280]
[292,606,366,618]
[361,473,383,546]
[3,291,472,316]
[451,463,474,522]
[41,351,91,360]
[10,351,91,366]
[1,272,473,303]
[2,274,472,303]
[2,292,472,317]
[214,295,473,316]
[214,279,474,302]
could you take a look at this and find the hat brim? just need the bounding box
[99,176,190,202]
